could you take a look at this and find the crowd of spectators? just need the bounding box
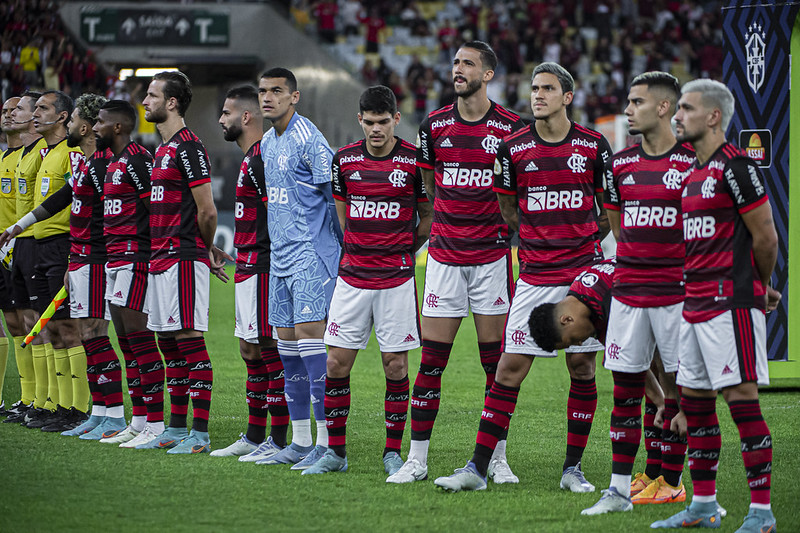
[1,0,108,104]
[294,0,726,126]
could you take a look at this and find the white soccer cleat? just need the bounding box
[99,425,139,444]
[434,463,487,492]
[488,457,519,484]
[560,462,596,493]
[581,487,633,515]
[120,425,160,449]
[210,433,258,457]
[239,436,284,463]
[386,457,428,484]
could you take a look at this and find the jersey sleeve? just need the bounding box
[248,152,267,202]
[415,167,428,203]
[176,141,211,187]
[595,135,613,194]
[67,150,85,187]
[416,117,434,170]
[39,182,72,215]
[330,151,346,201]
[301,132,334,186]
[128,152,153,199]
[724,157,769,213]
[492,141,516,195]
[605,155,621,211]
[87,158,108,197]
[511,116,527,133]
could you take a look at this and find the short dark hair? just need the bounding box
[532,62,575,94]
[528,303,561,353]
[41,90,74,117]
[460,40,498,71]
[74,93,107,124]
[101,99,137,131]
[631,71,680,110]
[225,85,259,108]
[359,85,397,116]
[153,70,192,116]
[260,67,298,93]
[20,91,42,110]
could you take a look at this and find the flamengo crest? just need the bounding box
[745,22,766,93]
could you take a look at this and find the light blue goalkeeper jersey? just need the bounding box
[261,111,341,277]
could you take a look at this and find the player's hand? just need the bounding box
[670,410,687,439]
[209,246,232,283]
[766,285,781,313]
[0,225,21,248]
[654,403,666,428]
[63,271,69,295]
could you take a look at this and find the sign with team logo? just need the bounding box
[738,129,772,168]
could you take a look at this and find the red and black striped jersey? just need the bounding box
[494,122,610,285]
[332,138,427,289]
[681,143,768,323]
[605,142,695,307]
[104,142,153,267]
[149,128,211,274]
[234,141,269,282]
[416,101,524,265]
[69,148,111,265]
[567,258,615,344]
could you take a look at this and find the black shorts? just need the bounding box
[11,236,37,309]
[33,234,70,319]
[0,264,17,310]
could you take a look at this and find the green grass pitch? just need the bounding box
[0,266,796,532]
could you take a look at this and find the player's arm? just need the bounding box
[330,153,347,235]
[604,155,621,241]
[416,118,435,202]
[644,367,665,426]
[414,200,433,253]
[492,141,519,232]
[606,207,620,242]
[334,199,346,235]
[595,196,610,241]
[130,152,153,211]
[497,193,519,233]
[0,183,71,246]
[421,169,435,202]
[593,137,613,240]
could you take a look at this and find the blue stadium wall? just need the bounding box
[723,2,800,378]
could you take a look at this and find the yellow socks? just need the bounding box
[54,347,72,410]
[13,336,35,405]
[0,337,8,406]
[32,343,49,409]
[44,343,58,410]
[68,345,89,413]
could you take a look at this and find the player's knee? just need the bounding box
[382,352,408,380]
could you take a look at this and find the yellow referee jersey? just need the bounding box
[34,139,83,239]
[0,146,23,229]
[14,137,47,238]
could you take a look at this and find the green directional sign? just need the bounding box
[80,7,229,46]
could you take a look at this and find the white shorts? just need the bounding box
[145,261,210,333]
[325,277,421,352]
[603,298,682,373]
[105,262,148,312]
[69,264,110,320]
[677,309,769,391]
[235,272,271,344]
[505,281,604,356]
[421,254,512,318]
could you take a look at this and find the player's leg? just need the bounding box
[381,349,409,475]
[561,350,598,493]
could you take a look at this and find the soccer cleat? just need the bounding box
[62,415,104,436]
[650,505,721,529]
[734,508,775,533]
[291,445,327,470]
[42,408,87,433]
[301,449,348,475]
[256,442,313,465]
[167,429,211,454]
[100,425,139,444]
[79,418,116,440]
[4,409,29,423]
[488,457,519,484]
[434,462,487,492]
[386,457,428,484]
[581,487,634,515]
[210,434,258,457]
[136,426,189,449]
[632,476,686,505]
[631,472,654,497]
[561,462,596,493]
[4,400,30,417]
[239,436,284,463]
[24,407,58,429]
[96,418,127,439]
[383,451,404,476]
[122,425,162,448]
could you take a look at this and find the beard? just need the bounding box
[628,127,642,136]
[222,123,242,143]
[66,130,83,147]
[454,77,482,98]
[676,127,699,144]
[145,105,167,124]
[95,134,111,152]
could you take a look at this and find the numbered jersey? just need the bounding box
[416,102,524,265]
[104,142,153,267]
[234,141,270,281]
[681,143,769,323]
[34,139,84,239]
[14,138,47,238]
[149,128,211,274]
[494,122,611,285]
[70,148,111,264]
[332,138,427,289]
[606,143,695,307]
